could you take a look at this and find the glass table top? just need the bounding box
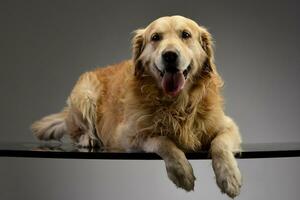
[0,142,299,160]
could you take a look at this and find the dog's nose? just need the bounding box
[162,51,178,65]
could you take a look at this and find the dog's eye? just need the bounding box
[151,33,161,42]
[181,31,191,39]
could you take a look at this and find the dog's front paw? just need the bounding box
[212,155,242,198]
[165,156,196,191]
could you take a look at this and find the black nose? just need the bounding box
[162,51,178,65]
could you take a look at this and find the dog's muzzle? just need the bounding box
[154,60,191,97]
[155,64,191,80]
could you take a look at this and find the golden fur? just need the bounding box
[31,16,242,198]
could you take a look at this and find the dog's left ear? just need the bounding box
[132,29,145,76]
[199,27,215,73]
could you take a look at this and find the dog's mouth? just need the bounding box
[154,64,191,97]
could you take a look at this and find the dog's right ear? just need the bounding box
[132,29,145,76]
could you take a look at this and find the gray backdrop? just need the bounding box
[0,0,299,200]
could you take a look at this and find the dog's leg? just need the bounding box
[65,72,101,148]
[65,107,100,148]
[210,116,242,198]
[141,136,196,191]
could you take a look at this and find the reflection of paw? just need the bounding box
[213,156,242,198]
[77,134,100,148]
[165,157,196,191]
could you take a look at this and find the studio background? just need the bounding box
[0,0,299,199]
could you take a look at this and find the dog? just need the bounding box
[31,15,242,198]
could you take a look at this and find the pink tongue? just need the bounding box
[162,71,185,96]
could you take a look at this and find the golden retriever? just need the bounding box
[31,15,242,198]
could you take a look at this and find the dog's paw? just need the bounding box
[165,156,196,191]
[76,134,100,148]
[212,156,242,198]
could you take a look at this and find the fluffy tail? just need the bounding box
[31,108,68,141]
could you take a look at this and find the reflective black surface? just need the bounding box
[0,142,300,160]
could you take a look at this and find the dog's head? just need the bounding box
[132,15,215,97]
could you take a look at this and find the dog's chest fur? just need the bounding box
[128,86,218,151]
